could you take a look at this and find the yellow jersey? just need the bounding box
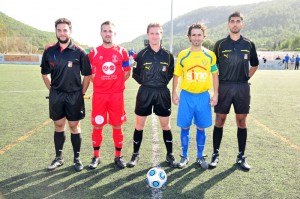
[174,47,218,93]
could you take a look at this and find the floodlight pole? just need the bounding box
[170,0,173,53]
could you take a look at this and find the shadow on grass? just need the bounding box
[105,162,239,199]
[0,161,238,199]
[0,163,150,199]
[165,163,239,198]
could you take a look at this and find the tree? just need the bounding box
[203,39,214,50]
[291,36,300,50]
[280,39,291,50]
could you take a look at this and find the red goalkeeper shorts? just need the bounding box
[91,92,126,126]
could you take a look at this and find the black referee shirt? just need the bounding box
[132,45,174,87]
[213,35,259,83]
[40,41,92,92]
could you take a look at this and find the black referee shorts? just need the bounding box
[135,85,171,117]
[49,88,85,121]
[214,82,250,114]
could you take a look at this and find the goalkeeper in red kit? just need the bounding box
[88,21,131,169]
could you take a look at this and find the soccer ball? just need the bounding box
[146,167,167,189]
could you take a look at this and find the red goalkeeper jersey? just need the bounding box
[89,45,131,93]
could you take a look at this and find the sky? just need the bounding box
[1,0,269,47]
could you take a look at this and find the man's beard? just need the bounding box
[57,36,70,44]
[230,27,240,34]
[192,41,202,47]
[103,41,112,44]
[103,38,112,45]
[231,30,240,34]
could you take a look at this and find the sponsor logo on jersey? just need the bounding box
[102,62,116,75]
[186,65,208,81]
[144,62,152,70]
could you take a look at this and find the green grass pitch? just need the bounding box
[0,64,299,198]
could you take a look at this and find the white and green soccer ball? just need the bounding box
[146,167,167,189]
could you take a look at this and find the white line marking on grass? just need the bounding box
[150,188,163,199]
[249,115,300,152]
[151,113,160,167]
[0,119,52,155]
[150,114,163,199]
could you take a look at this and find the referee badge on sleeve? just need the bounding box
[68,61,73,67]
[244,54,248,59]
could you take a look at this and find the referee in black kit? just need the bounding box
[209,12,259,171]
[41,18,92,172]
[127,23,177,168]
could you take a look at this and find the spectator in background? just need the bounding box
[262,56,267,63]
[275,55,281,60]
[284,54,290,69]
[295,55,300,70]
[128,49,137,67]
[128,49,137,59]
[290,55,295,69]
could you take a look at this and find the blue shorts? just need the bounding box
[177,90,212,128]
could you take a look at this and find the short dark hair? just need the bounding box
[228,11,244,22]
[147,23,163,34]
[101,21,115,31]
[187,23,207,37]
[55,18,72,30]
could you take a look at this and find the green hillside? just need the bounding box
[1,0,300,55]
[0,11,56,54]
[0,12,86,54]
[122,0,300,55]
